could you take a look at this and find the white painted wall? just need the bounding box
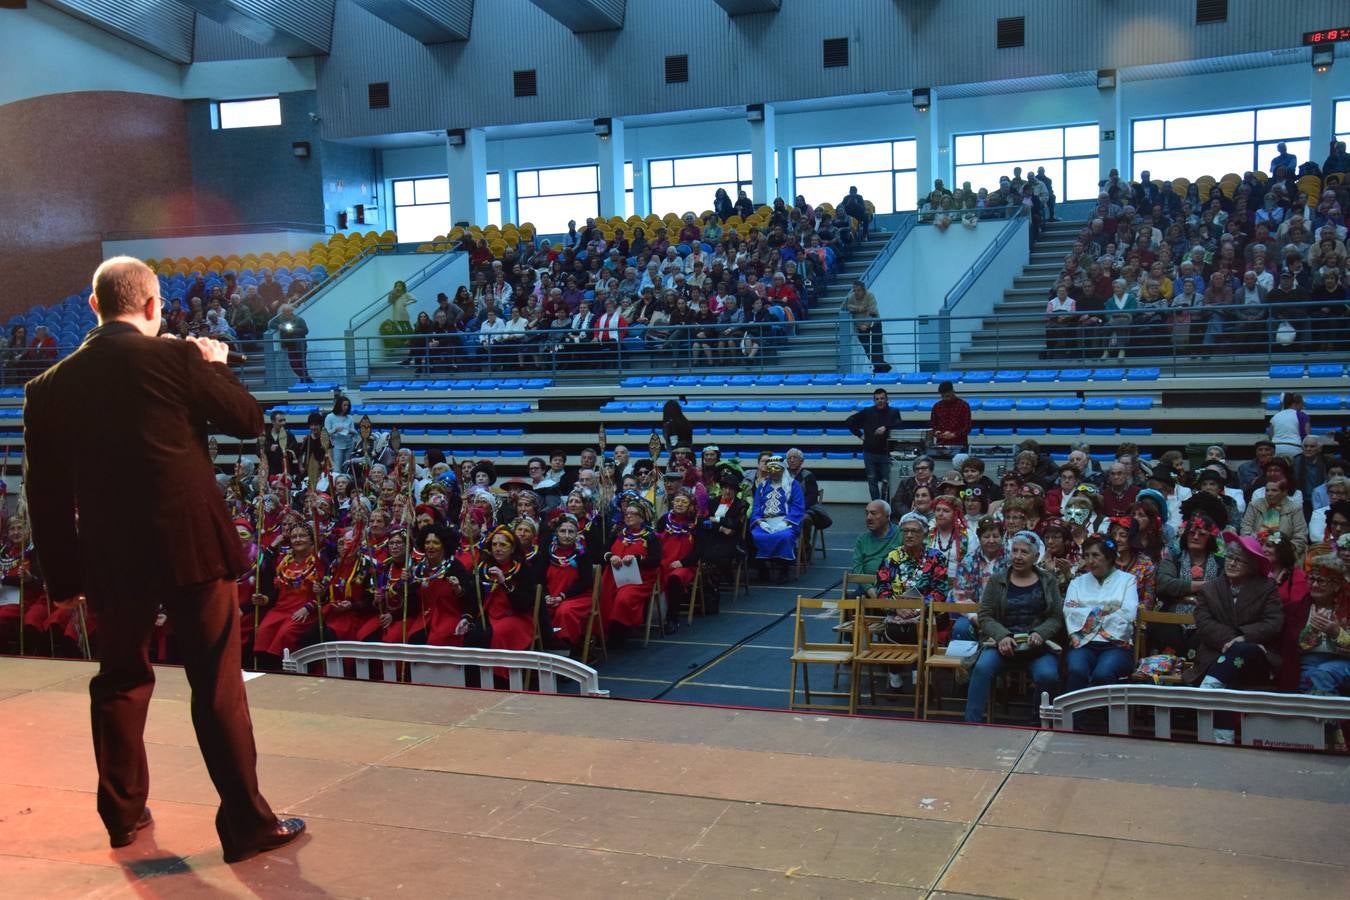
[102,230,325,263]
[0,3,181,106]
[180,58,316,101]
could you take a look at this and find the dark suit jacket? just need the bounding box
[1184,575,1283,684]
[23,322,264,601]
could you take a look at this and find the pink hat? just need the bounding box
[1223,532,1272,578]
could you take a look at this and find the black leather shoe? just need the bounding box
[223,818,307,864]
[109,807,153,849]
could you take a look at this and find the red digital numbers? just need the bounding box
[1305,27,1350,45]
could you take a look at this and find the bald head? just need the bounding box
[92,256,158,328]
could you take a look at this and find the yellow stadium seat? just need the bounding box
[1171,178,1189,196]
[380,230,397,243]
[1297,175,1322,197]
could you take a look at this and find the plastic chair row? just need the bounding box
[358,378,554,392]
[1268,363,1347,379]
[604,396,1157,415]
[1264,394,1347,411]
[618,368,1163,390]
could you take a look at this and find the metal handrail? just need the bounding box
[282,641,607,696]
[291,242,397,317]
[942,206,1029,313]
[101,221,335,241]
[347,249,464,333]
[1040,683,1350,747]
[854,213,917,294]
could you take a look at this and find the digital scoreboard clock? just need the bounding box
[1304,27,1350,45]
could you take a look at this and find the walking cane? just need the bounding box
[76,601,92,660]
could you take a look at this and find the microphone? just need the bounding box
[161,333,248,365]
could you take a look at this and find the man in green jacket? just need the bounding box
[849,500,902,592]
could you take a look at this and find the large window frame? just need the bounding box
[515,164,599,234]
[793,140,917,213]
[1336,99,1350,146]
[393,172,501,240]
[1130,103,1310,181]
[648,152,752,217]
[212,97,281,130]
[953,124,1098,202]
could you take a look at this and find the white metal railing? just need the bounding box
[1039,684,1350,749]
[282,641,608,696]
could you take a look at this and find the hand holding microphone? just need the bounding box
[162,333,248,365]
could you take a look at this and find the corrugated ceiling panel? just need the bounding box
[44,0,196,64]
[314,0,1350,140]
[192,11,290,60]
[230,0,334,51]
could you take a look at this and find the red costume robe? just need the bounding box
[545,542,594,645]
[476,558,536,651]
[419,557,469,646]
[599,526,661,630]
[254,551,324,656]
[323,551,381,641]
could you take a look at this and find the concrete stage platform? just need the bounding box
[2,657,1348,899]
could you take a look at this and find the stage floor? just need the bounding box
[2,657,1348,899]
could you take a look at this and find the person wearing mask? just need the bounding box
[845,389,904,502]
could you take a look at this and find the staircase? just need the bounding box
[955,218,1082,368]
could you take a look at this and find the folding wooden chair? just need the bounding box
[795,522,828,576]
[730,517,749,601]
[530,585,544,652]
[789,596,860,713]
[685,563,705,624]
[852,594,924,716]
[642,581,664,647]
[579,565,607,665]
[833,572,878,688]
[922,601,980,719]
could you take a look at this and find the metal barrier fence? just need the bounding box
[282,641,608,696]
[256,300,1341,390]
[1039,684,1350,750]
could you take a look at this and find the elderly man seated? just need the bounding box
[849,500,901,592]
[751,455,804,584]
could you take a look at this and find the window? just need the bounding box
[625,162,634,217]
[516,164,599,234]
[214,97,281,130]
[649,152,751,216]
[954,125,1098,202]
[393,177,450,243]
[793,140,917,214]
[1337,99,1350,145]
[1131,104,1310,181]
[486,172,502,228]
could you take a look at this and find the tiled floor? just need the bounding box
[2,656,1347,898]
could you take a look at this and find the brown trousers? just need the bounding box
[88,577,275,849]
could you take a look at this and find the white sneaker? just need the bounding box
[1213,728,1235,745]
[888,672,904,689]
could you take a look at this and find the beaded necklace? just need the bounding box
[277,552,318,589]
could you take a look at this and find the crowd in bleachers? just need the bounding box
[1041,160,1350,360]
[383,191,875,376]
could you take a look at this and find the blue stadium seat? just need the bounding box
[982,398,1015,412]
[738,400,766,412]
[500,449,525,457]
[1085,427,1116,436]
[982,426,1013,436]
[683,400,710,412]
[523,378,552,389]
[1016,398,1049,411]
[1125,367,1160,381]
[765,400,794,413]
[727,374,756,387]
[917,398,937,412]
[755,374,785,387]
[826,451,854,460]
[795,400,827,413]
[698,375,729,386]
[673,375,700,387]
[1015,427,1046,436]
[473,428,499,436]
[1090,452,1115,462]
[872,372,900,385]
[993,370,1027,383]
[1084,397,1117,410]
[964,398,983,411]
[825,400,855,413]
[899,372,930,385]
[361,381,389,391]
[811,374,843,386]
[841,373,871,385]
[894,399,918,413]
[1309,364,1344,378]
[1264,395,1281,410]
[1059,368,1092,381]
[1048,397,1082,411]
[784,374,814,386]
[627,401,660,413]
[1119,427,1153,436]
[766,427,793,436]
[1049,427,1081,436]
[1118,397,1154,410]
[646,376,674,388]
[620,376,646,388]
[1268,364,1304,379]
[402,428,427,436]
[825,428,850,436]
[497,378,524,390]
[600,401,629,412]
[1306,395,1342,410]
[428,428,450,437]
[961,370,994,384]
[739,427,766,436]
[804,450,825,460]
[710,426,735,435]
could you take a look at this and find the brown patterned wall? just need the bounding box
[0,91,195,319]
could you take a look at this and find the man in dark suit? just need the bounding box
[23,256,305,861]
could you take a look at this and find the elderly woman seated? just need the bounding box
[1295,555,1350,696]
[963,530,1065,724]
[1063,535,1139,692]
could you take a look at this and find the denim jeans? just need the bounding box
[862,451,891,501]
[1299,652,1350,694]
[1065,642,1134,692]
[964,647,1060,723]
[950,616,976,642]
